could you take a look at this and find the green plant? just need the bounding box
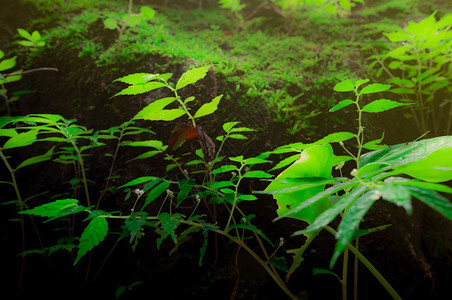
[103,0,156,49]
[16,28,46,51]
[370,12,452,135]
[263,79,452,299]
[9,66,298,298]
[218,0,245,29]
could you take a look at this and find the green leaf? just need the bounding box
[118,176,158,189]
[126,213,148,243]
[74,216,108,265]
[385,177,452,194]
[141,181,171,211]
[408,186,452,220]
[133,97,176,120]
[31,31,42,42]
[329,99,354,112]
[377,184,412,214]
[362,132,387,150]
[384,32,410,42]
[315,132,355,144]
[0,56,16,72]
[237,194,258,201]
[359,83,391,95]
[334,80,354,92]
[17,28,32,40]
[3,129,38,149]
[20,199,79,217]
[394,147,452,182]
[293,186,367,236]
[123,140,163,149]
[243,170,273,178]
[211,164,238,174]
[157,212,184,243]
[194,95,222,119]
[141,109,185,121]
[140,6,156,19]
[313,268,340,279]
[177,179,196,203]
[114,73,172,85]
[269,154,300,171]
[330,190,376,268]
[16,146,54,170]
[243,157,271,165]
[266,144,334,223]
[362,99,410,113]
[223,121,240,133]
[228,133,247,140]
[208,181,234,189]
[176,65,211,90]
[114,82,166,97]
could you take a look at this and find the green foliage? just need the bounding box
[370,12,452,134]
[264,79,452,297]
[17,28,46,51]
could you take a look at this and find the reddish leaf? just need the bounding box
[161,122,198,156]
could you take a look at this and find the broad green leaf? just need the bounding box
[266,144,334,223]
[293,186,367,236]
[31,31,41,41]
[20,199,78,217]
[229,155,243,163]
[118,176,158,189]
[176,65,210,90]
[194,95,222,119]
[3,129,38,149]
[114,73,172,85]
[243,170,273,178]
[114,82,166,97]
[362,132,387,150]
[74,216,108,264]
[408,186,452,220]
[385,46,411,59]
[362,99,410,113]
[228,134,247,140]
[0,56,16,72]
[211,164,238,174]
[359,83,391,95]
[394,148,452,182]
[237,194,258,201]
[329,99,354,112]
[330,190,376,268]
[243,157,271,165]
[18,41,34,47]
[230,126,256,133]
[133,97,176,119]
[123,140,163,149]
[208,181,234,189]
[140,6,156,19]
[141,181,171,211]
[333,80,354,92]
[0,128,17,137]
[0,50,3,60]
[16,146,54,170]
[269,154,300,171]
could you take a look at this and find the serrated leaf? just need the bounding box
[194,95,222,118]
[158,212,184,244]
[176,65,210,90]
[362,99,410,113]
[177,179,196,203]
[333,80,354,92]
[408,186,452,221]
[74,216,108,265]
[377,184,412,214]
[329,99,354,112]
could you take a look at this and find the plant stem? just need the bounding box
[354,236,360,300]
[325,226,401,300]
[74,146,91,207]
[341,247,349,300]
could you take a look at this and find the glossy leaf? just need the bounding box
[176,65,210,90]
[266,144,334,224]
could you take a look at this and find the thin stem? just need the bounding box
[325,226,401,300]
[342,247,349,300]
[3,67,58,77]
[354,237,359,300]
[74,146,91,207]
[225,166,243,231]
